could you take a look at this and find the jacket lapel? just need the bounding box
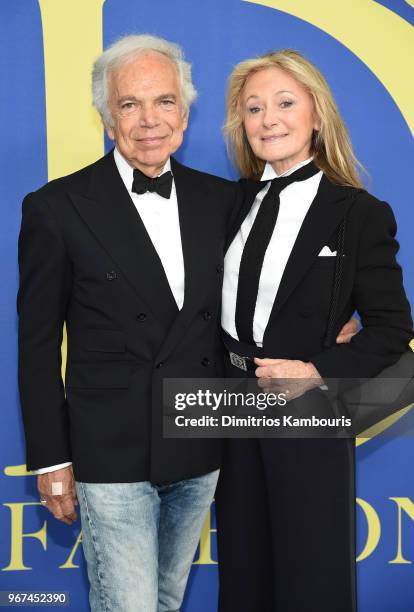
[69,151,178,329]
[225,178,265,250]
[264,176,355,338]
[155,158,216,362]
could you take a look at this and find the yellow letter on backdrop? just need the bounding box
[60,531,83,569]
[2,503,47,571]
[389,497,414,564]
[356,498,381,562]
[193,510,217,565]
[38,0,105,375]
[38,0,105,180]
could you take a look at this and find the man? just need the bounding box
[18,34,236,612]
[18,34,356,612]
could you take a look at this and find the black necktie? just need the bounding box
[235,161,320,344]
[132,168,173,199]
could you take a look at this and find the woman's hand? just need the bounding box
[254,358,323,399]
[336,317,359,343]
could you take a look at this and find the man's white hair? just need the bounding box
[92,34,197,127]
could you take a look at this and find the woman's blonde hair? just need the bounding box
[225,49,363,187]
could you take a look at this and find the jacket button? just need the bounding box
[136,313,147,321]
[202,311,212,321]
[216,265,223,274]
[156,362,164,369]
[201,357,211,367]
[106,271,117,281]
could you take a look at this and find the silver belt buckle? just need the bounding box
[229,351,248,371]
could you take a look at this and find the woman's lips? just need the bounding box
[261,134,288,142]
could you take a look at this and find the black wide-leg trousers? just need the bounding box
[215,368,357,612]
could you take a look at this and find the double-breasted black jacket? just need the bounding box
[226,174,413,377]
[18,151,237,483]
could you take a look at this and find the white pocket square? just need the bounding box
[318,246,337,256]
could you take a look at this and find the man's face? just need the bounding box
[107,51,189,176]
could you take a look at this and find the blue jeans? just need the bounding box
[76,470,219,612]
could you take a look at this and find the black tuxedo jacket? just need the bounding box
[18,151,238,483]
[228,174,413,378]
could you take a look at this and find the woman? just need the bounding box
[216,50,412,612]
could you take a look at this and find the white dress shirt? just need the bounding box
[114,148,185,309]
[221,158,323,347]
[33,149,185,476]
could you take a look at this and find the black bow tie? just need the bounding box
[132,168,173,199]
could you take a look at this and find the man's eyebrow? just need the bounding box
[115,94,178,103]
[155,93,177,100]
[116,95,138,103]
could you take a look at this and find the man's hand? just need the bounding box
[254,358,323,399]
[38,466,78,525]
[336,317,359,344]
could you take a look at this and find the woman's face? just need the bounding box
[241,66,320,175]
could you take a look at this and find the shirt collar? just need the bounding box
[261,157,314,181]
[113,147,171,193]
